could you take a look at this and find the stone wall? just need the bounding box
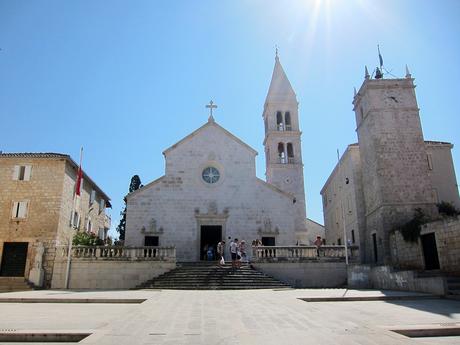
[0,154,111,288]
[253,261,347,288]
[390,217,460,274]
[51,257,175,289]
[348,265,447,295]
[426,142,460,209]
[321,145,366,255]
[0,156,66,286]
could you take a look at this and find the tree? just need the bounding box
[116,175,142,241]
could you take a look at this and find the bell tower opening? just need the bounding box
[262,52,307,228]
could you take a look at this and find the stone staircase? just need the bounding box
[136,262,290,290]
[446,276,460,300]
[0,277,35,293]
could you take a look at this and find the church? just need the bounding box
[125,54,321,261]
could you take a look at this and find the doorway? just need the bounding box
[0,242,29,277]
[261,237,276,246]
[421,233,440,270]
[200,226,222,261]
[372,233,378,263]
[144,236,159,246]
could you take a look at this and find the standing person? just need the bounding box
[314,236,322,257]
[230,238,239,270]
[217,240,226,265]
[239,240,247,265]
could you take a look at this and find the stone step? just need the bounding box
[138,285,290,290]
[141,278,283,284]
[135,262,289,290]
[0,277,34,292]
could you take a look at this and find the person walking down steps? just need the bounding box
[217,240,225,265]
[230,238,239,270]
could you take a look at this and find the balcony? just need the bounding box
[278,157,295,164]
[276,124,292,131]
[251,245,360,262]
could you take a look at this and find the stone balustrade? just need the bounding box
[252,245,359,262]
[56,246,176,261]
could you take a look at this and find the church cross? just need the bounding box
[206,100,217,117]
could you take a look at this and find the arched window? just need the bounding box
[287,143,294,163]
[277,143,286,163]
[276,111,284,131]
[285,112,291,130]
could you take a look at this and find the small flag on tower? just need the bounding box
[378,44,384,69]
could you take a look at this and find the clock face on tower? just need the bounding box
[382,91,399,106]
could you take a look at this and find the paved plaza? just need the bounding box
[0,289,459,344]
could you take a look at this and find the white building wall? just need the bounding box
[126,123,297,261]
[425,142,460,209]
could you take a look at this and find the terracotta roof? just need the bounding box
[0,152,69,158]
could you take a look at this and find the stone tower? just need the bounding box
[353,67,436,264]
[263,54,307,231]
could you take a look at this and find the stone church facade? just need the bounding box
[125,55,320,261]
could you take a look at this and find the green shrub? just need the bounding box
[73,232,104,246]
[437,201,460,217]
[399,208,428,243]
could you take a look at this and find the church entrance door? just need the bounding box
[200,226,222,261]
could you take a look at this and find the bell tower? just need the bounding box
[263,53,306,229]
[353,66,436,263]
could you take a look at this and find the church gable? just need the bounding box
[162,120,258,179]
[163,120,257,157]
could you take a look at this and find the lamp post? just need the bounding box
[337,149,349,265]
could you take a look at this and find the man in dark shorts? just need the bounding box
[230,238,239,269]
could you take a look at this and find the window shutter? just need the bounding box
[12,202,19,218]
[90,190,96,204]
[12,166,20,180]
[18,201,28,218]
[24,165,32,181]
[99,199,105,212]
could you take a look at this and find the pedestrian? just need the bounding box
[230,238,239,269]
[239,240,247,264]
[207,245,214,261]
[314,235,322,257]
[217,240,225,265]
[202,244,208,261]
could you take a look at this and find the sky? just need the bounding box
[1,0,459,238]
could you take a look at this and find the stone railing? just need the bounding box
[252,245,359,262]
[56,246,176,262]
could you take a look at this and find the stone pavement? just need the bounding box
[0,289,459,344]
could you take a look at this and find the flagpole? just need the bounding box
[65,147,83,289]
[337,149,349,265]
